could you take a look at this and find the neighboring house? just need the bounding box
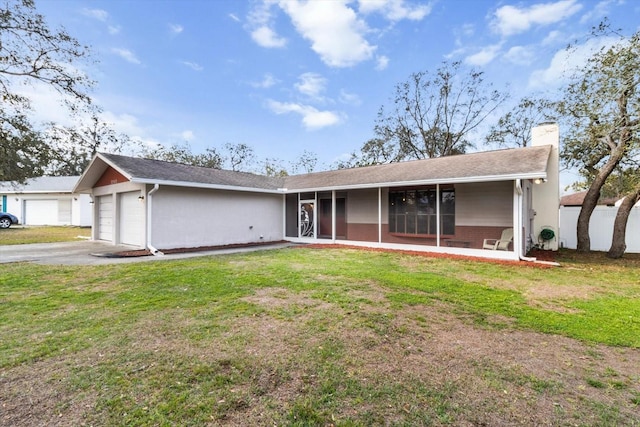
[0,176,92,227]
[560,191,640,253]
[74,123,560,261]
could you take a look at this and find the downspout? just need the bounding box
[146,184,164,256]
[516,179,536,262]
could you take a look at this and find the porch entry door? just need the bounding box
[319,198,346,239]
[299,200,315,238]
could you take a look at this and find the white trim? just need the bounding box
[331,190,336,242]
[146,184,163,255]
[129,178,282,195]
[436,184,441,247]
[378,187,382,243]
[281,173,548,194]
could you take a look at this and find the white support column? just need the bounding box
[436,184,441,247]
[513,180,522,256]
[314,192,318,240]
[297,193,300,238]
[378,187,382,243]
[331,190,336,242]
[281,194,286,241]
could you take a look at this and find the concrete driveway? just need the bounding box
[0,240,293,266]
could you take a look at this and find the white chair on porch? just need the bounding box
[483,228,513,250]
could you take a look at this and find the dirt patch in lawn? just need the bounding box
[2,286,639,426]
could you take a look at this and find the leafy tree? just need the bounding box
[607,179,639,259]
[141,142,223,169]
[262,157,288,177]
[0,111,51,181]
[336,138,398,169]
[558,26,640,254]
[44,114,126,175]
[486,96,556,148]
[370,61,507,162]
[0,0,93,182]
[289,149,318,174]
[224,143,255,172]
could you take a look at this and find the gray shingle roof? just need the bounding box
[283,145,552,190]
[99,153,285,190]
[0,176,80,193]
[89,145,551,193]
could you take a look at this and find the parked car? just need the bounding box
[0,212,19,229]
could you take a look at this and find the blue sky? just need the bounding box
[32,0,639,181]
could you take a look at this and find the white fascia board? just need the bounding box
[1,190,73,194]
[73,153,134,193]
[282,172,547,193]
[96,153,135,181]
[128,178,283,195]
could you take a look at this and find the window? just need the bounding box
[389,188,455,235]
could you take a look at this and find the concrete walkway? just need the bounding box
[0,240,293,266]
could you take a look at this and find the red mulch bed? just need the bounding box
[109,240,559,268]
[110,241,289,258]
[301,243,559,268]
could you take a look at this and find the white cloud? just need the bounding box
[180,130,195,141]
[81,8,109,21]
[169,23,184,34]
[247,0,288,48]
[278,0,376,68]
[339,89,362,106]
[181,61,203,71]
[580,0,618,24]
[528,36,617,89]
[465,44,501,66]
[111,48,142,65]
[229,13,241,22]
[251,26,287,48]
[266,100,342,129]
[251,73,278,89]
[108,25,121,35]
[542,30,563,45]
[503,45,535,66]
[491,0,583,37]
[294,72,327,99]
[376,55,390,70]
[357,0,432,21]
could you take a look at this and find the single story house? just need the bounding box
[73,123,560,261]
[0,176,92,226]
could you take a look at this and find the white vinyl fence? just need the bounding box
[559,205,640,253]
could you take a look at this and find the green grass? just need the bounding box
[0,225,91,244]
[1,247,639,426]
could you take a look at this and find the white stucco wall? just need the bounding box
[455,181,513,226]
[72,193,92,226]
[531,123,560,250]
[150,186,283,250]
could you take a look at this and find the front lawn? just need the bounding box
[0,225,91,245]
[1,247,639,426]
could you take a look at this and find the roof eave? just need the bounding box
[128,178,284,195]
[283,172,547,193]
[73,153,135,193]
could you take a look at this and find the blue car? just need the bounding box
[0,212,19,229]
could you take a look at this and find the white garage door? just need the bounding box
[119,192,144,247]
[24,200,58,225]
[97,196,113,241]
[58,199,72,224]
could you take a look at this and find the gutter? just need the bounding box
[516,179,537,262]
[146,184,164,256]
